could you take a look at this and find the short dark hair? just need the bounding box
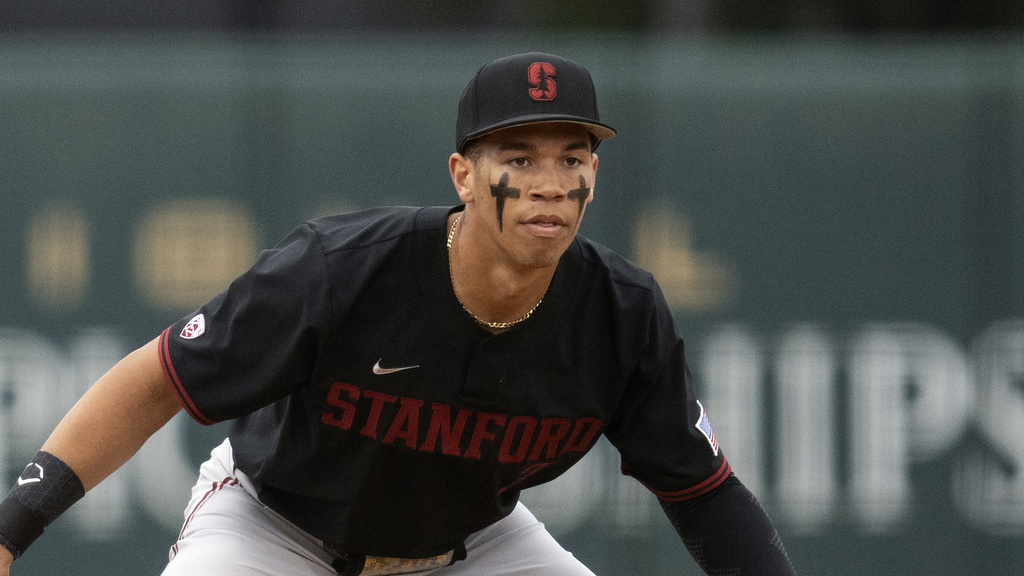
[461,138,486,163]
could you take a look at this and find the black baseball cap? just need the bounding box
[456,52,616,154]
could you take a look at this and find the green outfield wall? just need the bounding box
[0,35,1022,575]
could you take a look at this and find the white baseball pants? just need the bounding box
[162,438,595,576]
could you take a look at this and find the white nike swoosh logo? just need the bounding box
[373,359,419,375]
[17,476,42,486]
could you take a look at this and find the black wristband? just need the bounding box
[0,535,19,560]
[0,451,85,559]
[0,533,22,560]
[0,500,45,559]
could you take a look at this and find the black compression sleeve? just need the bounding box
[660,474,796,576]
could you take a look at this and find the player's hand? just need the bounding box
[0,546,12,576]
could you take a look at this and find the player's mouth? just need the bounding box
[523,215,568,238]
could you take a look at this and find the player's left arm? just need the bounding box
[613,283,796,574]
[660,473,796,575]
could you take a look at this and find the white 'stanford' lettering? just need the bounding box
[321,381,604,462]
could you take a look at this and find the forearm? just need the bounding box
[40,337,182,491]
[661,474,795,576]
[0,337,182,565]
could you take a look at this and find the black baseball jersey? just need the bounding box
[158,205,729,559]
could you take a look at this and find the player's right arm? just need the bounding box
[0,337,182,574]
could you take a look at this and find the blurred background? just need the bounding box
[1,2,1022,575]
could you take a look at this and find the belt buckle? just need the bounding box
[330,545,464,576]
[359,550,457,575]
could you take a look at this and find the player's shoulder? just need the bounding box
[564,236,666,336]
[570,235,656,293]
[303,206,447,254]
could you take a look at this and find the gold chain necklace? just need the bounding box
[447,214,543,330]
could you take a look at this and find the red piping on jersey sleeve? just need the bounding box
[158,327,216,426]
[625,458,732,502]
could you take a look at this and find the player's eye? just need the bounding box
[509,157,529,167]
[565,157,583,167]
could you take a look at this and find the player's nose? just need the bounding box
[527,169,568,201]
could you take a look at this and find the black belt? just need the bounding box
[325,543,467,576]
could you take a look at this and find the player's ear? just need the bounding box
[449,153,475,204]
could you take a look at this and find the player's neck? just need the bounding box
[456,264,551,319]
[447,213,554,331]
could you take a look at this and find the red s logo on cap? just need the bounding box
[528,62,556,101]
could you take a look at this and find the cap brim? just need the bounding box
[459,115,616,152]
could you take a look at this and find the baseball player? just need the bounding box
[0,52,795,575]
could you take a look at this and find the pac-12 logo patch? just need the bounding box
[695,400,719,456]
[180,313,206,340]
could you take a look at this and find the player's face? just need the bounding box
[452,122,599,270]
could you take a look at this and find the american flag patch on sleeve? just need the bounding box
[695,400,719,456]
